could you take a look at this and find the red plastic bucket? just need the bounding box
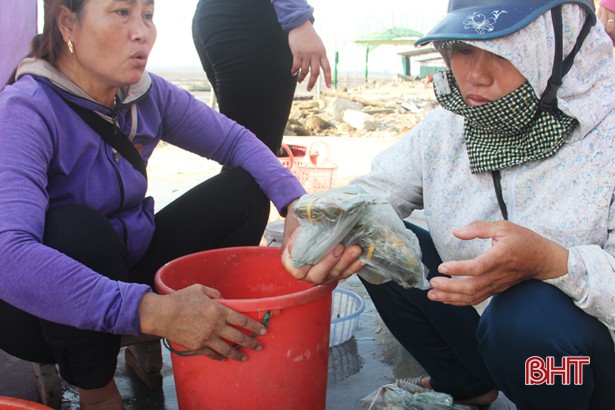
[155,247,336,410]
[0,397,52,409]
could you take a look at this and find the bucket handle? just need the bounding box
[231,311,272,350]
[162,338,200,357]
[280,143,295,169]
[307,141,330,166]
[163,311,272,357]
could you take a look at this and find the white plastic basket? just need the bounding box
[278,142,338,193]
[330,288,365,347]
[263,220,284,247]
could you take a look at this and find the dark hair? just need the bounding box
[37,0,87,65]
[7,0,86,85]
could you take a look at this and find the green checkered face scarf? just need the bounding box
[433,70,578,174]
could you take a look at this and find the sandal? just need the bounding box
[401,375,498,410]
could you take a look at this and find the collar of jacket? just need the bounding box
[15,57,152,110]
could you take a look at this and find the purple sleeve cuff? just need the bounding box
[80,280,152,336]
[270,0,314,31]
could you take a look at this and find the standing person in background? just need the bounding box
[0,0,306,408]
[0,0,37,89]
[598,0,615,44]
[192,0,332,153]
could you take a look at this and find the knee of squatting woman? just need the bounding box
[0,0,307,408]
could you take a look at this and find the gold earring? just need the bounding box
[67,40,74,55]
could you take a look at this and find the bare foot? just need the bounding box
[418,375,433,389]
[79,379,124,410]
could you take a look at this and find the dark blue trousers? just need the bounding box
[361,223,615,409]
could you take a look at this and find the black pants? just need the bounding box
[0,168,269,389]
[192,0,297,153]
[362,223,615,408]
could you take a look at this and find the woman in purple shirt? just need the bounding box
[0,0,305,407]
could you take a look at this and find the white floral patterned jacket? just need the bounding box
[352,4,615,347]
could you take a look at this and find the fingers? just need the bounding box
[282,241,363,285]
[451,220,505,240]
[291,55,302,81]
[281,239,311,281]
[292,55,332,91]
[203,307,265,362]
[438,258,488,277]
[174,307,266,362]
[203,329,259,362]
[161,286,267,362]
[299,57,312,85]
[320,56,332,88]
[291,54,311,84]
[336,256,365,282]
[323,244,363,283]
[428,276,495,306]
[429,220,568,306]
[193,346,225,362]
[287,20,330,89]
[306,59,320,91]
[427,286,488,306]
[438,235,507,278]
[295,56,316,90]
[192,333,257,363]
[281,212,364,285]
[224,308,267,346]
[201,286,222,299]
[301,244,345,285]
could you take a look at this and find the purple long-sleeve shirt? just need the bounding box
[0,59,305,336]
